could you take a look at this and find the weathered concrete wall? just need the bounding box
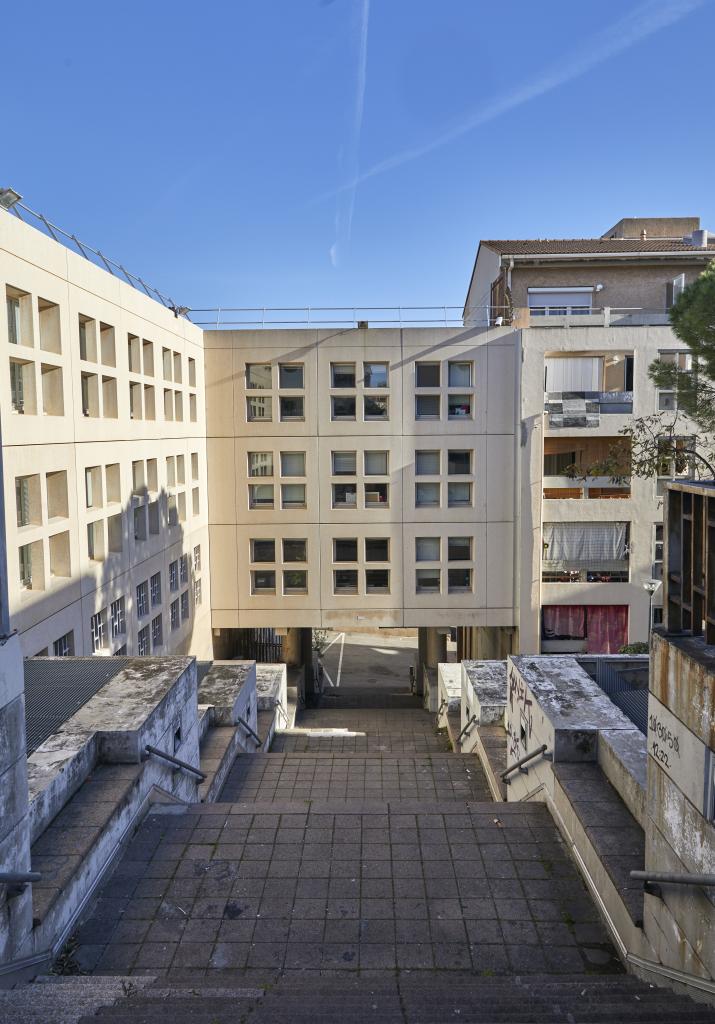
[0,632,33,967]
[644,633,715,982]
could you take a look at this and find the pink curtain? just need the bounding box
[542,606,586,639]
[586,605,628,653]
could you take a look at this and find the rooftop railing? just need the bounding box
[189,306,471,329]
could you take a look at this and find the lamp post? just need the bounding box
[643,579,662,633]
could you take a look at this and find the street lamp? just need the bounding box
[643,579,662,632]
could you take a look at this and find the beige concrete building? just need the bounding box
[1,210,212,661]
[204,326,517,649]
[465,216,715,656]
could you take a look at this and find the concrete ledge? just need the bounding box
[198,661,256,726]
[471,724,508,801]
[256,664,288,727]
[598,728,647,829]
[462,660,507,730]
[198,726,245,803]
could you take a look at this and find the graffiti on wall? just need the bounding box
[506,662,533,761]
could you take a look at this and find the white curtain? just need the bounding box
[543,522,628,565]
[545,357,602,392]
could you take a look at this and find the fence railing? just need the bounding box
[188,306,472,329]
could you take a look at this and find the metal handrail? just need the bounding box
[8,200,184,314]
[188,304,490,329]
[0,871,41,897]
[630,870,715,900]
[437,699,448,718]
[275,700,290,726]
[501,744,549,783]
[456,714,478,744]
[145,744,206,780]
[236,715,261,746]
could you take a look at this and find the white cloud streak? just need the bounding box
[325,0,707,203]
[330,0,370,267]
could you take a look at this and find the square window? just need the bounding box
[366,569,389,593]
[364,451,388,475]
[448,482,472,507]
[415,450,440,475]
[365,483,389,507]
[248,452,273,477]
[281,451,305,476]
[416,394,440,418]
[448,567,472,592]
[279,363,304,388]
[283,538,307,562]
[334,538,358,561]
[448,536,472,561]
[334,569,358,594]
[136,581,149,617]
[331,362,355,388]
[364,395,388,420]
[249,484,274,509]
[415,482,440,507]
[110,597,126,638]
[365,538,389,561]
[90,609,107,653]
[448,450,471,475]
[363,362,388,388]
[247,395,272,421]
[151,614,163,649]
[416,537,440,561]
[137,625,150,656]
[448,361,472,387]
[281,483,306,509]
[252,569,276,593]
[251,538,276,562]
[283,569,307,594]
[448,394,472,418]
[416,568,441,594]
[332,395,356,420]
[333,483,357,508]
[246,363,272,389]
[332,451,356,475]
[280,395,304,421]
[416,362,440,387]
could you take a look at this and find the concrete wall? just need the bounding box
[0,210,212,660]
[205,324,518,632]
[645,633,715,982]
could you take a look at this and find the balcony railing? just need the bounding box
[543,476,631,500]
[542,563,630,584]
[518,307,671,328]
[545,391,633,426]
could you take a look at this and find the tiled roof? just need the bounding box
[481,238,715,255]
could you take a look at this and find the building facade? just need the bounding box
[1,212,212,661]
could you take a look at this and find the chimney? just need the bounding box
[690,229,709,247]
[640,229,647,241]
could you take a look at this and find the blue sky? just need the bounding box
[3,0,714,312]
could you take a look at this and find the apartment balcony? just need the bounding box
[542,521,630,584]
[543,475,630,500]
[545,392,633,427]
[514,306,670,329]
[543,437,631,499]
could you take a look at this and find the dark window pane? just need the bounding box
[279,364,303,388]
[252,539,275,562]
[280,395,304,420]
[332,395,356,419]
[335,538,358,561]
[335,569,358,592]
[448,537,471,561]
[366,569,389,592]
[448,450,471,474]
[416,362,440,387]
[365,538,389,561]
[283,539,307,562]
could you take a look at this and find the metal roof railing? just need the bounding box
[188,305,475,329]
[7,200,186,315]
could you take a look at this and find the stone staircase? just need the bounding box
[5,694,714,1023]
[3,971,714,1023]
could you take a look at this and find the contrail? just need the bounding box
[330,0,370,266]
[324,0,706,202]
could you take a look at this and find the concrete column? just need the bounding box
[280,628,303,666]
[424,626,448,667]
[280,628,314,704]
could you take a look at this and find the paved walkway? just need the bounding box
[73,675,621,979]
